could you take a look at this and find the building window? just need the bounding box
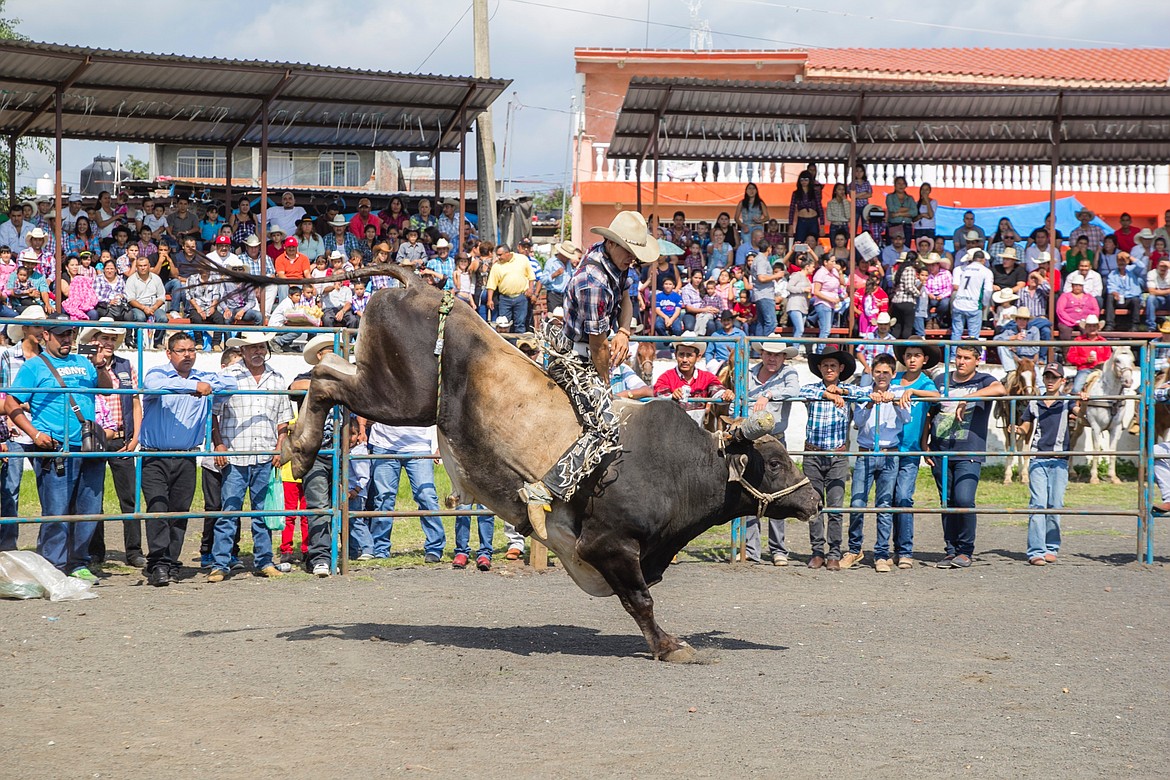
[319,151,362,187]
[175,148,225,179]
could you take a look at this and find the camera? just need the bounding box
[78,344,98,357]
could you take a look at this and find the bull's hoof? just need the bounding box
[660,642,698,664]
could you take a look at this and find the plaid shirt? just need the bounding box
[426,255,455,290]
[96,362,137,437]
[562,241,630,344]
[1071,223,1106,252]
[352,291,370,314]
[213,362,295,466]
[798,381,871,450]
[241,250,272,277]
[891,269,923,304]
[93,273,126,304]
[923,269,953,299]
[324,232,363,260]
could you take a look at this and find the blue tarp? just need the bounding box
[934,196,1111,248]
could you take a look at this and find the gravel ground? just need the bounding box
[2,510,1167,780]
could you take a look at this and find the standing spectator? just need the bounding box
[950,249,994,340]
[347,430,374,561]
[198,347,243,569]
[1105,251,1144,331]
[785,255,814,349]
[785,176,820,243]
[3,316,112,579]
[140,332,237,586]
[810,254,845,351]
[824,184,850,238]
[736,183,769,247]
[749,247,781,337]
[856,310,895,375]
[653,333,735,423]
[848,165,872,224]
[924,344,1006,569]
[853,277,889,347]
[124,255,168,349]
[884,177,916,239]
[324,215,362,262]
[292,215,324,262]
[208,331,293,582]
[0,203,31,254]
[890,343,942,569]
[486,244,535,333]
[0,307,45,551]
[167,194,200,246]
[230,197,259,246]
[743,342,801,565]
[422,238,456,290]
[796,350,880,570]
[913,183,937,240]
[951,211,986,251]
[436,199,462,245]
[368,424,446,562]
[1020,365,1084,566]
[198,204,226,250]
[1065,315,1111,392]
[349,198,383,239]
[268,191,306,238]
[543,241,579,313]
[82,321,144,569]
[889,261,922,340]
[843,353,910,571]
[409,198,438,236]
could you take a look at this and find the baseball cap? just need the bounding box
[214,235,231,246]
[44,314,77,335]
[283,236,299,248]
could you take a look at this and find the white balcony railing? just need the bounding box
[589,143,1170,194]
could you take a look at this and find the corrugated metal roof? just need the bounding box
[607,78,1170,165]
[0,40,509,151]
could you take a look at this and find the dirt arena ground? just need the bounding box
[2,508,1167,780]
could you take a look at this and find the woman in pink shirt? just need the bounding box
[1055,273,1101,340]
[811,255,844,351]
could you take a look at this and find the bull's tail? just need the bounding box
[192,251,419,290]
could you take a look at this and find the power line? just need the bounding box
[415,3,474,73]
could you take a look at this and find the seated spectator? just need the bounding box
[995,307,1043,373]
[704,310,747,374]
[199,204,225,250]
[219,258,263,334]
[1105,251,1144,331]
[922,253,952,327]
[185,264,225,350]
[1146,255,1170,331]
[732,287,756,333]
[653,332,735,423]
[696,278,727,335]
[351,281,370,321]
[124,255,167,349]
[422,238,455,290]
[990,288,1020,332]
[706,227,733,275]
[678,269,711,333]
[654,276,684,336]
[853,275,889,340]
[395,226,427,266]
[271,285,307,353]
[951,210,986,251]
[1026,230,1062,272]
[61,255,98,321]
[1063,234,1095,276]
[1065,315,1111,392]
[6,259,45,314]
[993,247,1028,294]
[1017,272,1054,340]
[293,215,324,262]
[954,229,985,265]
[275,236,311,284]
[1055,273,1100,341]
[322,274,357,329]
[1065,256,1103,303]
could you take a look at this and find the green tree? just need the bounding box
[533,187,571,237]
[0,3,49,204]
[125,155,149,181]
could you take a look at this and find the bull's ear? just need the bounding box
[727,453,749,483]
[721,415,742,427]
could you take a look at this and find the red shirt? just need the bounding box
[653,368,727,399]
[1116,226,1138,253]
[350,213,383,238]
[1066,335,1111,371]
[275,251,311,279]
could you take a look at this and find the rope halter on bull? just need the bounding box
[433,290,456,419]
[718,411,811,520]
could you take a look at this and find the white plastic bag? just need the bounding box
[0,550,98,601]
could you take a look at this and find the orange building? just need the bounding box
[573,48,1170,245]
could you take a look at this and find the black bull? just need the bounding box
[213,263,820,661]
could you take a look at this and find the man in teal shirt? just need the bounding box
[890,343,942,569]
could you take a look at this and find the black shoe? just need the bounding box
[127,554,147,569]
[423,552,441,564]
[167,566,181,584]
[148,567,170,587]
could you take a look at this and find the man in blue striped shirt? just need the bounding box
[139,332,238,586]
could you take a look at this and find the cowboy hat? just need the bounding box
[991,288,1019,305]
[1012,306,1033,319]
[79,317,126,349]
[554,240,582,260]
[1075,207,1095,220]
[434,238,451,250]
[372,242,391,255]
[1032,252,1052,264]
[1136,228,1156,240]
[1067,272,1086,286]
[760,341,798,358]
[328,249,345,261]
[515,332,540,351]
[1080,314,1101,328]
[893,342,942,370]
[861,204,885,222]
[5,304,46,342]
[302,333,336,366]
[18,248,39,264]
[875,311,895,326]
[656,238,684,257]
[267,223,285,234]
[327,215,348,228]
[809,349,857,381]
[1159,318,1170,334]
[242,234,262,248]
[550,306,564,319]
[493,316,512,329]
[225,331,277,349]
[921,253,943,265]
[26,227,47,240]
[440,198,459,207]
[997,246,1020,261]
[672,331,705,353]
[590,211,659,265]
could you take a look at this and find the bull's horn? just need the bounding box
[733,412,775,442]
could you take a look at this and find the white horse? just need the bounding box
[1076,347,1138,485]
[996,356,1038,484]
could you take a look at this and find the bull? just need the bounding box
[221,264,820,661]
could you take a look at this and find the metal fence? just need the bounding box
[0,319,1160,572]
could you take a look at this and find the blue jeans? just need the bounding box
[1030,316,1053,342]
[655,316,684,336]
[788,309,806,340]
[348,494,373,558]
[951,308,982,340]
[34,455,105,573]
[891,455,919,559]
[0,440,27,551]
[165,278,185,312]
[812,302,834,351]
[213,462,276,572]
[754,297,777,337]
[913,315,926,337]
[369,448,445,558]
[1147,294,1170,327]
[929,296,951,325]
[931,458,981,557]
[1027,458,1067,559]
[496,294,528,333]
[454,504,494,559]
[848,452,898,559]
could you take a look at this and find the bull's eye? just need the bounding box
[767,459,783,470]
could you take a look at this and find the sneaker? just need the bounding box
[312,563,330,578]
[936,555,956,569]
[206,569,225,583]
[255,565,283,578]
[200,553,213,569]
[951,554,972,569]
[423,552,441,564]
[505,548,523,561]
[771,553,789,567]
[356,552,374,561]
[70,567,98,583]
[896,557,914,570]
[839,551,864,570]
[229,556,245,571]
[874,558,892,573]
[452,553,469,569]
[476,555,492,571]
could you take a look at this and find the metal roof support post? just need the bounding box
[224,145,233,215]
[258,100,269,319]
[434,149,442,205]
[53,87,63,308]
[651,145,660,238]
[635,158,643,213]
[1047,93,1064,365]
[458,117,468,254]
[7,136,15,208]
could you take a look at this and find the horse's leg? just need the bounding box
[1108,416,1125,485]
[1089,426,1103,485]
[1002,425,1015,484]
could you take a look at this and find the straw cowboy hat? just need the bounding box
[1159,318,1170,335]
[921,253,943,265]
[1075,207,1095,220]
[243,234,262,248]
[1080,314,1101,328]
[493,316,512,330]
[656,238,685,257]
[1032,252,1052,264]
[1136,228,1156,240]
[6,304,46,342]
[515,332,540,351]
[590,211,659,265]
[1012,306,1033,319]
[997,246,1021,262]
[809,349,857,382]
[554,240,582,261]
[26,227,47,240]
[302,333,336,366]
[875,311,895,326]
[991,288,1019,305]
[760,341,799,358]
[327,215,347,228]
[893,342,942,370]
[672,331,706,353]
[550,306,565,320]
[225,331,277,349]
[79,317,126,349]
[861,204,885,222]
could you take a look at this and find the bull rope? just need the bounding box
[733,474,811,521]
[433,290,456,418]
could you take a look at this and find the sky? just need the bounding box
[6,0,1170,196]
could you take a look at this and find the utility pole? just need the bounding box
[473,0,498,243]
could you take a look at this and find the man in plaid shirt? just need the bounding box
[795,349,886,570]
[1070,208,1106,252]
[207,332,294,582]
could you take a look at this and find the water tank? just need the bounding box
[80,155,132,197]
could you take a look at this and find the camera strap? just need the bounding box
[38,354,88,428]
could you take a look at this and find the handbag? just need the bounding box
[38,354,108,454]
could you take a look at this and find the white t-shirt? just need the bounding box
[144,214,168,233]
[951,262,993,313]
[1146,269,1170,293]
[325,284,353,310]
[268,206,306,237]
[367,424,435,452]
[913,199,937,231]
[97,207,117,239]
